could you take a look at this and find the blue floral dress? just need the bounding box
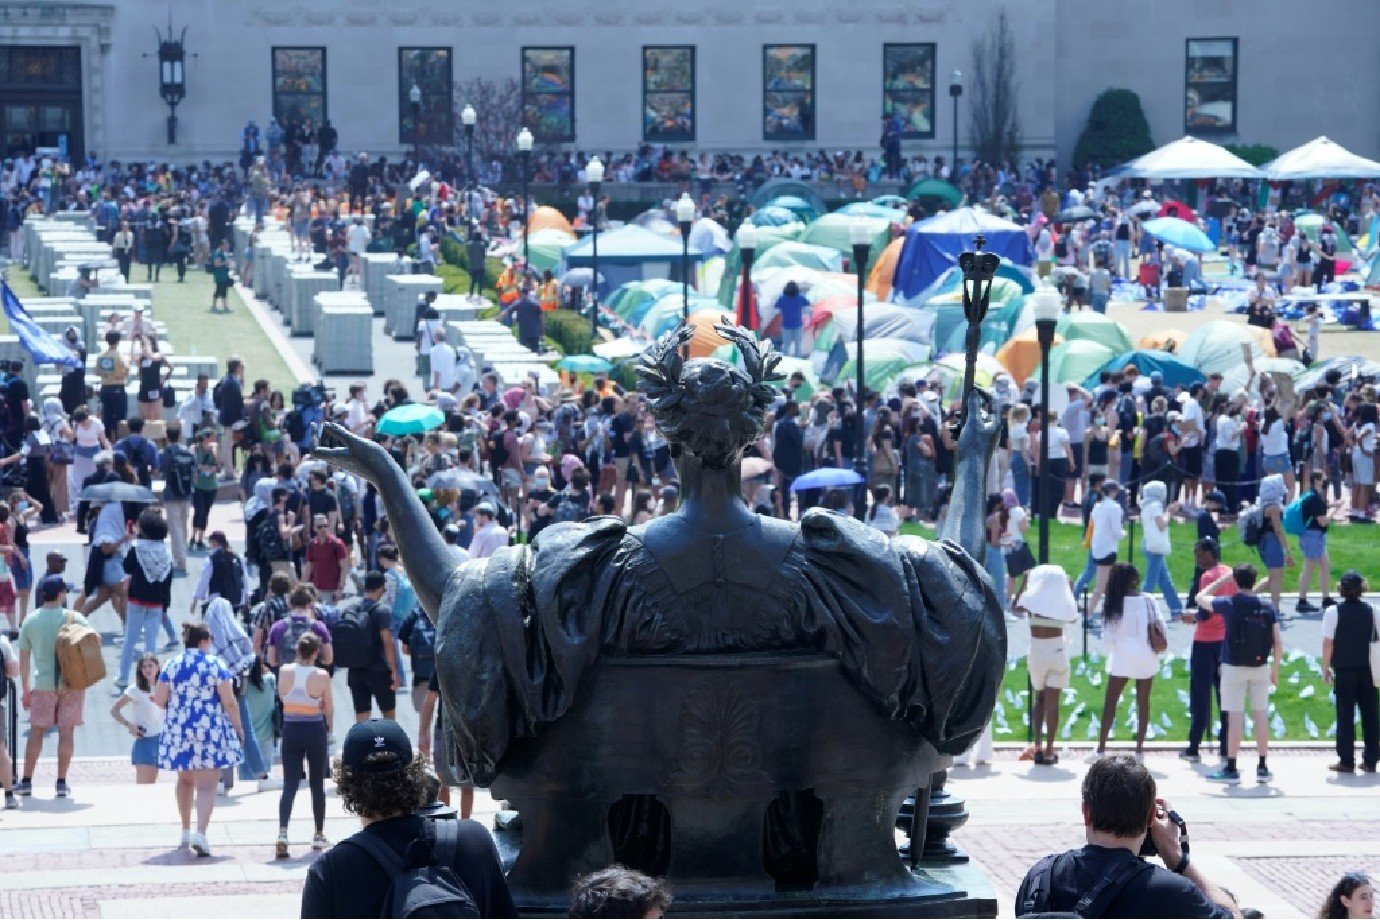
[157,649,244,771]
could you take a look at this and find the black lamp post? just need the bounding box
[156,23,188,145]
[408,83,422,170]
[516,127,533,265]
[586,156,604,340]
[851,221,872,520]
[948,69,963,179]
[676,193,696,352]
[956,235,1000,428]
[461,104,477,191]
[736,221,758,331]
[1031,281,1063,559]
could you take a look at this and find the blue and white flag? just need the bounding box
[1,280,82,369]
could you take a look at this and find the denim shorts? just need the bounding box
[1258,530,1285,569]
[1300,529,1327,561]
[131,734,159,766]
[1262,453,1292,475]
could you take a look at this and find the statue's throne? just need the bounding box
[489,654,996,917]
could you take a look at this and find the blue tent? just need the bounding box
[1082,350,1206,390]
[889,207,1033,300]
[564,224,704,290]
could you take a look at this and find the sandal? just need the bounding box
[1033,750,1048,765]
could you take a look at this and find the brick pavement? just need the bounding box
[1236,855,1380,916]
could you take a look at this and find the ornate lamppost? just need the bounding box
[461,104,477,190]
[155,23,187,145]
[408,83,422,169]
[586,155,604,340]
[516,127,533,265]
[851,220,872,519]
[948,69,963,179]
[675,194,696,331]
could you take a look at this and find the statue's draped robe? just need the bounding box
[437,509,1006,785]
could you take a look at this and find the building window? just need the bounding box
[882,43,935,139]
[399,47,453,146]
[642,46,695,142]
[1185,38,1237,134]
[0,46,82,88]
[272,47,327,127]
[763,44,815,141]
[522,47,574,143]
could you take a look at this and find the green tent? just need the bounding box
[609,279,680,322]
[836,338,931,390]
[1293,212,1355,256]
[906,178,963,206]
[798,213,892,268]
[750,241,844,277]
[1056,312,1134,355]
[1030,340,1116,384]
[520,228,577,274]
[1177,321,1267,376]
[715,223,804,307]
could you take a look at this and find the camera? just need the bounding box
[1140,808,1189,861]
[292,382,331,411]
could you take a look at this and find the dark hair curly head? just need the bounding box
[332,752,428,820]
[636,322,782,469]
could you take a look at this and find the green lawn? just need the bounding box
[996,652,1337,744]
[899,519,1371,590]
[6,262,297,393]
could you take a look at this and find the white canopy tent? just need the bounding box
[1263,136,1380,180]
[1117,136,1263,179]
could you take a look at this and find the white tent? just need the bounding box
[1263,136,1380,180]
[1117,136,1263,180]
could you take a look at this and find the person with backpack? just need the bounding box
[158,424,197,575]
[190,429,222,553]
[1014,755,1238,918]
[397,603,437,712]
[191,530,248,616]
[265,585,333,673]
[15,576,92,800]
[214,359,244,477]
[547,466,593,525]
[1294,469,1335,613]
[251,571,295,654]
[377,545,415,686]
[302,513,350,604]
[1321,571,1379,774]
[115,418,158,489]
[1254,473,1293,613]
[1179,539,1233,765]
[1196,563,1284,784]
[115,509,173,692]
[299,718,517,919]
[335,572,401,722]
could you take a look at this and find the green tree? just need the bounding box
[967,10,1022,165]
[1072,89,1154,169]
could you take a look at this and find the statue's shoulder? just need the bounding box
[531,515,629,553]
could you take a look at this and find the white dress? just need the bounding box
[1104,595,1164,680]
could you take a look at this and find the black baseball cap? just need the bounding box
[38,575,70,603]
[342,718,413,773]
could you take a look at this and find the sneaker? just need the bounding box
[1329,762,1356,774]
[1206,767,1240,784]
[1256,763,1273,782]
[311,833,330,851]
[275,832,290,860]
[190,833,211,858]
[54,780,70,799]
[4,794,17,810]
[1178,749,1200,763]
[257,776,283,792]
[14,779,31,797]
[1295,599,1319,613]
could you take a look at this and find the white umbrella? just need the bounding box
[1118,136,1262,180]
[1262,136,1380,180]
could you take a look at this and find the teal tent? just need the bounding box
[750,178,828,218]
[1056,312,1134,355]
[1083,350,1206,390]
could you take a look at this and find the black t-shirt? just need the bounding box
[301,814,516,919]
[307,488,338,521]
[1301,489,1328,531]
[355,599,392,672]
[609,411,636,459]
[1014,845,1231,919]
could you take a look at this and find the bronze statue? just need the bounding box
[318,320,1005,915]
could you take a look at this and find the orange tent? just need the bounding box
[1138,328,1189,353]
[686,308,736,358]
[866,238,904,300]
[995,327,1064,383]
[527,205,574,235]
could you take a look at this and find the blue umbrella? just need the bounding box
[751,205,800,227]
[1141,216,1216,253]
[377,404,446,436]
[556,355,613,374]
[790,467,864,491]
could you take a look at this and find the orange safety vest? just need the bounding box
[497,268,519,305]
[539,279,560,312]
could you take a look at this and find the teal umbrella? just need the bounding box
[557,355,614,374]
[377,404,446,436]
[906,178,962,206]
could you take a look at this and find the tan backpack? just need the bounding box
[55,611,106,691]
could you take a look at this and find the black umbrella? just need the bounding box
[78,482,157,503]
[560,268,606,288]
[427,469,498,495]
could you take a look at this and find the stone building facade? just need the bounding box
[2,0,1376,169]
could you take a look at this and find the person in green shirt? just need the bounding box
[17,577,90,799]
[210,240,233,314]
[191,430,221,551]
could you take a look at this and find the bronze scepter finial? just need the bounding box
[955,234,1001,426]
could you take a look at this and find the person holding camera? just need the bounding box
[1016,755,1239,918]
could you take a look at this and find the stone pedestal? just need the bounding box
[314,292,373,373]
[286,267,339,335]
[383,274,441,340]
[362,252,411,315]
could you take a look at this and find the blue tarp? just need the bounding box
[889,207,1033,299]
[1082,350,1206,390]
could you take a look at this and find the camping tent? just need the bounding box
[715,224,803,307]
[1176,321,1270,376]
[809,299,934,345]
[687,217,732,257]
[1056,312,1134,354]
[1115,136,1263,179]
[1293,212,1355,256]
[889,207,1034,299]
[749,206,801,228]
[520,228,577,273]
[866,238,905,300]
[995,328,1064,383]
[607,278,680,322]
[750,241,844,278]
[836,202,907,221]
[1082,350,1205,390]
[906,179,963,206]
[1030,340,1116,385]
[1263,136,1380,180]
[749,178,827,218]
[527,205,574,235]
[563,224,704,289]
[797,213,893,263]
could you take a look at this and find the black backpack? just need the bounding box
[487,428,508,468]
[256,511,288,562]
[332,600,382,670]
[209,550,245,609]
[165,446,196,499]
[1226,595,1275,667]
[1018,851,1152,918]
[342,820,480,919]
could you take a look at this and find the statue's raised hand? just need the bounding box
[313,421,392,483]
[957,386,1001,459]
